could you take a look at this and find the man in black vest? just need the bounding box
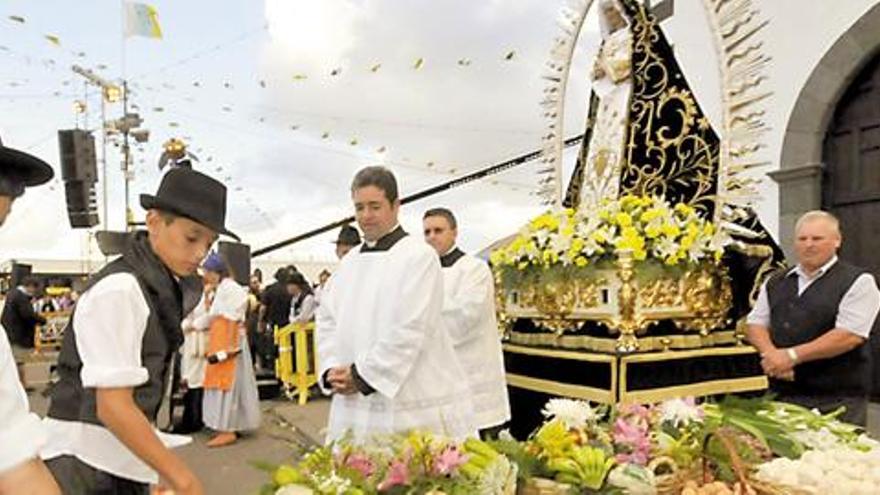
[746,210,880,426]
[43,168,238,494]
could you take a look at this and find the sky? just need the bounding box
[0,0,728,264]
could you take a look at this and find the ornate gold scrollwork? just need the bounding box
[603,251,646,353]
[637,277,681,307]
[672,264,732,334]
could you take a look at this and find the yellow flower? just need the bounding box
[542,250,559,265]
[575,256,588,267]
[614,212,633,227]
[591,230,608,244]
[517,261,529,270]
[674,202,694,216]
[645,225,661,239]
[530,213,560,232]
[680,235,695,249]
[615,233,645,252]
[639,208,664,223]
[633,248,647,261]
[621,226,639,239]
[561,225,575,238]
[686,222,700,237]
[661,223,680,238]
[564,208,575,217]
[571,238,585,253]
[703,223,715,236]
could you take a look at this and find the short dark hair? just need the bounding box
[21,276,40,288]
[351,166,398,203]
[157,210,180,225]
[423,207,457,229]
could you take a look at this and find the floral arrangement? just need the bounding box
[263,397,878,495]
[264,432,516,495]
[490,195,725,287]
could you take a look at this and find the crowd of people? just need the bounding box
[1,131,878,495]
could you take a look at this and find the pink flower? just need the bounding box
[432,446,468,476]
[345,453,375,479]
[612,418,651,466]
[378,459,410,491]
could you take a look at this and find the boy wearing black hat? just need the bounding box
[42,167,238,494]
[0,136,60,494]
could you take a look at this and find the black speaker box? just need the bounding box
[58,129,97,182]
[64,180,99,228]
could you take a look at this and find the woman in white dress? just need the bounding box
[197,253,261,447]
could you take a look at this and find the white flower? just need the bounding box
[541,398,599,428]
[658,398,703,427]
[478,456,518,495]
[275,485,314,495]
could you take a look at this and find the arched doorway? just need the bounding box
[822,52,880,400]
[823,52,880,276]
[773,3,880,252]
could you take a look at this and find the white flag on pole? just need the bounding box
[124,2,162,39]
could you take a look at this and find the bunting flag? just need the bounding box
[124,2,163,39]
[44,34,61,46]
[7,15,25,24]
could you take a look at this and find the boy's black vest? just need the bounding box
[766,260,877,397]
[48,232,201,425]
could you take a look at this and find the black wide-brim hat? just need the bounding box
[0,134,54,186]
[140,167,240,241]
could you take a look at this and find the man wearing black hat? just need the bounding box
[334,224,361,259]
[42,167,238,494]
[0,136,61,494]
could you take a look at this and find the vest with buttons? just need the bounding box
[48,232,200,425]
[766,260,876,396]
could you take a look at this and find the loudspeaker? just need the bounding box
[58,129,97,182]
[64,180,99,228]
[10,263,32,287]
[218,241,250,286]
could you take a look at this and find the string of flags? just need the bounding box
[1,4,536,228]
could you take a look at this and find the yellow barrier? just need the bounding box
[34,311,71,353]
[274,321,319,405]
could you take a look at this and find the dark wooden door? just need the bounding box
[823,53,880,398]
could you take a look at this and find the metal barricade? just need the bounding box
[34,311,70,353]
[274,321,319,405]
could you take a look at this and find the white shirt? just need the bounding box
[747,256,880,339]
[180,293,210,388]
[0,328,47,473]
[316,234,476,441]
[289,293,317,325]
[41,273,189,484]
[440,250,511,429]
[194,278,248,328]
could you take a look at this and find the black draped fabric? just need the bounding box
[563,0,785,316]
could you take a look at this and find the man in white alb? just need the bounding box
[316,166,475,441]
[423,207,510,438]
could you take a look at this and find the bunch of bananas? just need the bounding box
[545,446,615,490]
[459,438,501,478]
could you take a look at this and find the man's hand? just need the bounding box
[327,366,357,395]
[761,348,795,378]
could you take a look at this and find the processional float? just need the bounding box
[492,0,786,437]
